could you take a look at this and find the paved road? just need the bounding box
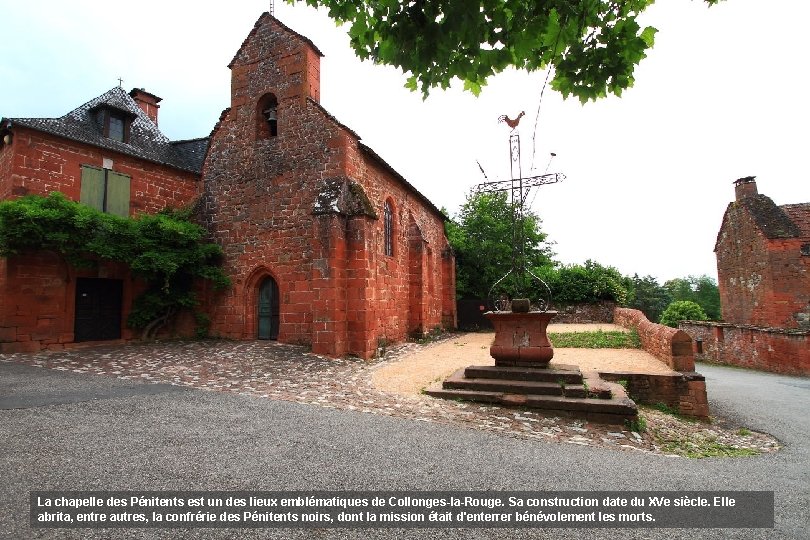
[1,359,807,539]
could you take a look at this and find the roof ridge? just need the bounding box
[171,136,210,145]
[228,12,324,69]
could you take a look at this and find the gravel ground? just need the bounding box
[1,335,805,539]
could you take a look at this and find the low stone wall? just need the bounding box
[599,371,709,420]
[614,307,695,372]
[456,300,616,331]
[552,301,616,324]
[680,321,810,377]
[611,307,708,419]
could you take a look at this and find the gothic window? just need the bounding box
[384,200,394,256]
[257,93,279,139]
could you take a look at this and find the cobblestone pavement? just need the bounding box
[0,338,780,457]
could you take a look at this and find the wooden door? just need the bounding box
[258,277,280,340]
[74,278,123,342]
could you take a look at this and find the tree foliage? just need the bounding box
[659,300,708,328]
[535,260,628,305]
[295,0,723,101]
[664,275,721,321]
[625,273,671,323]
[0,193,230,338]
[446,191,552,299]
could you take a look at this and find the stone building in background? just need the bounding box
[680,177,809,375]
[0,13,456,357]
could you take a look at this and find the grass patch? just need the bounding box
[643,407,764,458]
[548,329,641,349]
[625,416,647,433]
[658,436,760,458]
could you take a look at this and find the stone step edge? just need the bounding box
[445,368,614,399]
[464,365,583,384]
[424,385,638,424]
[426,384,637,413]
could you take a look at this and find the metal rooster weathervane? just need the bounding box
[475,111,566,312]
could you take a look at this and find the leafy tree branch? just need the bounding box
[293,0,724,101]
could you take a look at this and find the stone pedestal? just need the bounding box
[485,310,557,368]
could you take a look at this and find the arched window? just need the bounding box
[384,200,394,256]
[256,93,278,139]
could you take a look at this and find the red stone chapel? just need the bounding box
[0,13,456,357]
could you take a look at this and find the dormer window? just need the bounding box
[92,105,135,143]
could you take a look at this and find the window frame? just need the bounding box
[384,199,394,257]
[93,106,134,143]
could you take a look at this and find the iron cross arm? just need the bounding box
[475,172,566,194]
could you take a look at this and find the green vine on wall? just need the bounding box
[0,192,230,339]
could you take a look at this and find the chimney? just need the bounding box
[129,88,162,126]
[734,176,758,201]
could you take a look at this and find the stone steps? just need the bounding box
[425,366,637,425]
[443,370,585,398]
[463,365,583,384]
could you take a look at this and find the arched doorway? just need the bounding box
[257,276,280,340]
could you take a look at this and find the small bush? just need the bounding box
[659,300,708,328]
[534,260,628,305]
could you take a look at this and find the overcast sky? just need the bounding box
[2,0,808,283]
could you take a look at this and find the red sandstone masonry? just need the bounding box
[612,307,709,419]
[0,126,200,352]
[2,127,199,214]
[614,307,695,371]
[203,14,454,358]
[715,195,810,330]
[599,372,709,420]
[552,301,616,323]
[681,321,810,377]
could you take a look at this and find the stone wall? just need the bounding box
[680,321,810,377]
[0,127,200,353]
[0,253,143,353]
[611,307,708,419]
[614,307,695,371]
[0,126,199,214]
[552,301,616,323]
[599,372,709,420]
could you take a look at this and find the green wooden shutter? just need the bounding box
[106,171,131,217]
[79,166,105,211]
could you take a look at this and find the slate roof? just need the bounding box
[739,195,802,239]
[2,87,207,174]
[716,194,810,251]
[780,203,810,238]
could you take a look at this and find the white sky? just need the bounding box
[2,0,808,283]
